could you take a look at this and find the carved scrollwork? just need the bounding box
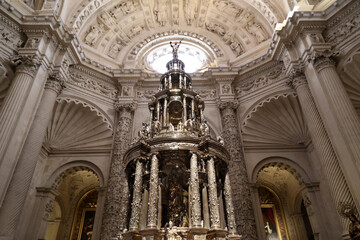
[12,55,41,76]
[45,72,66,94]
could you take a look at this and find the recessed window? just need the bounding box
[146,43,209,73]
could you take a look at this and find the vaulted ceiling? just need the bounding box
[57,0,292,70]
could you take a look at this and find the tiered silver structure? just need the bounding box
[121,42,240,240]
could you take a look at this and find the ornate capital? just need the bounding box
[313,56,336,73]
[115,102,137,113]
[287,68,307,89]
[13,55,41,76]
[217,101,239,111]
[45,72,66,94]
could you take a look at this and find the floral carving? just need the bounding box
[235,65,285,97]
[218,101,257,239]
[147,153,159,228]
[129,159,144,230]
[190,153,202,227]
[13,55,41,77]
[68,67,118,99]
[101,104,136,239]
[206,156,221,228]
[45,72,66,94]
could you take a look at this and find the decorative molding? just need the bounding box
[127,31,224,61]
[68,65,118,99]
[235,65,286,97]
[56,97,113,130]
[242,92,297,127]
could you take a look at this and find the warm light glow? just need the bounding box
[146,43,209,73]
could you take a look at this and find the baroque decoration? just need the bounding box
[109,42,241,240]
[1,1,360,240]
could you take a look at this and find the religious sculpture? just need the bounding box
[154,0,168,26]
[246,21,267,43]
[184,0,198,25]
[119,41,240,240]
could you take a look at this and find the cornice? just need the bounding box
[236,0,354,74]
[1,0,357,79]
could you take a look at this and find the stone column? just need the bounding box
[218,101,257,239]
[0,72,64,239]
[308,56,360,211]
[129,159,144,231]
[190,152,202,228]
[224,173,239,238]
[0,56,41,205]
[101,103,136,239]
[147,153,159,229]
[290,73,356,231]
[0,56,40,158]
[312,57,360,162]
[206,156,221,229]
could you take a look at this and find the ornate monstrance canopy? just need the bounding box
[120,41,240,240]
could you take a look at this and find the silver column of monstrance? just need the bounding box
[118,41,241,240]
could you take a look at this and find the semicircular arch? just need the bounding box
[251,156,311,185]
[45,160,105,190]
[57,95,114,130]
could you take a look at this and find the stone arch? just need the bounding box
[251,156,311,185]
[240,91,296,127]
[57,95,114,130]
[46,160,105,190]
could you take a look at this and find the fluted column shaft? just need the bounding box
[291,74,355,231]
[0,58,40,159]
[147,154,159,228]
[207,157,221,229]
[101,103,136,239]
[224,173,238,236]
[218,101,257,239]
[313,57,360,163]
[0,73,63,238]
[129,159,144,231]
[0,57,42,206]
[190,153,202,227]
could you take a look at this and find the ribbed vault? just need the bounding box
[242,94,309,147]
